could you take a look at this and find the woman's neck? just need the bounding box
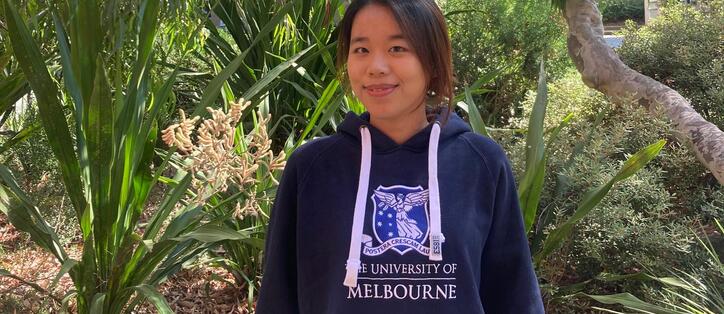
[369,106,430,145]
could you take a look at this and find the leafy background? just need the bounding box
[0,0,721,313]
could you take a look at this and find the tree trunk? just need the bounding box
[563,0,724,184]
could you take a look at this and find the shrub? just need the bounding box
[598,0,645,22]
[617,0,724,128]
[493,70,723,311]
[442,0,571,127]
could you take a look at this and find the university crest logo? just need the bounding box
[361,185,431,256]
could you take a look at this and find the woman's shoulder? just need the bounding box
[457,132,509,164]
[285,133,345,168]
[453,132,514,181]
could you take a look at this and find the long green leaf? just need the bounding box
[49,258,78,291]
[143,173,193,240]
[534,139,666,264]
[52,8,84,118]
[77,233,98,312]
[285,79,320,105]
[0,71,30,112]
[583,293,685,314]
[452,68,499,103]
[0,268,59,302]
[0,120,41,155]
[518,61,548,232]
[241,45,316,103]
[133,69,179,177]
[3,0,86,218]
[88,55,115,279]
[89,293,106,313]
[71,0,102,107]
[148,243,208,285]
[132,285,173,314]
[310,88,345,139]
[171,224,253,243]
[60,290,78,313]
[193,1,296,117]
[118,0,161,136]
[297,79,340,145]
[111,0,162,238]
[455,70,497,138]
[0,165,67,262]
[464,86,491,137]
[192,47,248,116]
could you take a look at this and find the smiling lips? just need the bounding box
[364,84,398,97]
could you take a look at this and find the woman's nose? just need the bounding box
[367,53,389,76]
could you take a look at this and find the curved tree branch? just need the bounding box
[563,0,724,184]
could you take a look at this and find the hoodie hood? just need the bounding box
[339,110,471,287]
[337,110,472,153]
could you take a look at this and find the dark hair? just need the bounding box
[336,0,454,124]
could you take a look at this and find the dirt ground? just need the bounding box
[0,214,253,313]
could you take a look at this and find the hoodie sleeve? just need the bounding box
[479,150,544,313]
[256,151,301,314]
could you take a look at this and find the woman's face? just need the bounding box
[347,3,428,122]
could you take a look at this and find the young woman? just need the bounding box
[256,0,544,313]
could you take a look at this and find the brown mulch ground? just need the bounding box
[0,215,254,313]
[135,267,251,314]
[0,213,22,251]
[1,213,75,312]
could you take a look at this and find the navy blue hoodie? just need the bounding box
[256,111,544,313]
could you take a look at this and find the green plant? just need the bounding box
[161,3,352,301]
[443,0,570,127]
[461,62,666,265]
[0,0,291,312]
[201,0,350,149]
[598,0,645,22]
[161,100,287,308]
[190,2,375,302]
[0,1,54,154]
[583,220,724,313]
[6,108,78,244]
[0,51,29,132]
[498,69,722,312]
[617,0,724,128]
[532,138,667,265]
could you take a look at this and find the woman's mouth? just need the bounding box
[364,84,398,97]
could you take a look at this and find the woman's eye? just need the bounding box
[352,47,368,54]
[390,46,407,53]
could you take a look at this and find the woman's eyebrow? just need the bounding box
[350,34,407,44]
